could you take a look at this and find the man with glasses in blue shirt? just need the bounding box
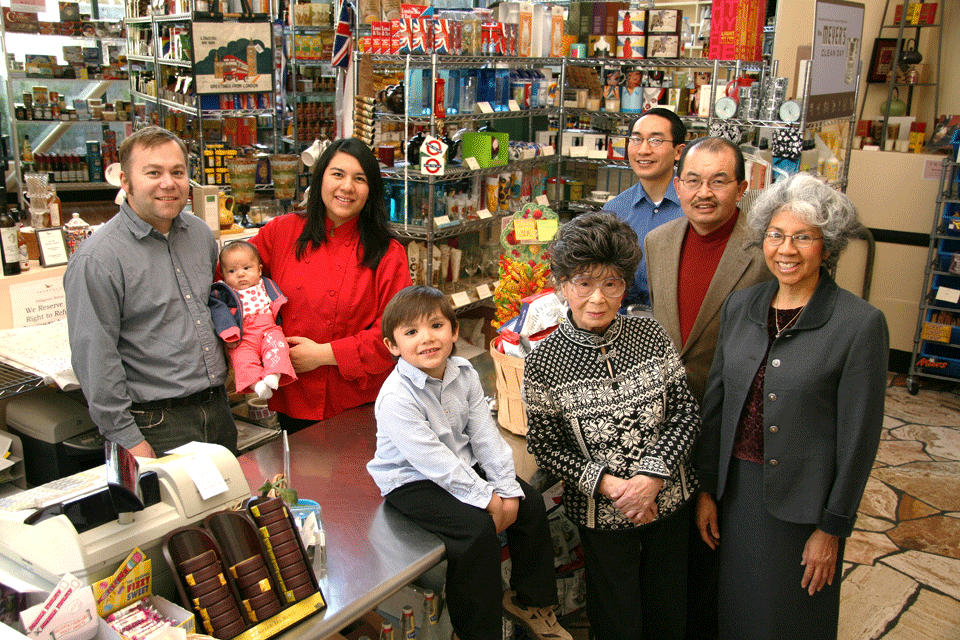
[644,136,772,640]
[603,107,687,308]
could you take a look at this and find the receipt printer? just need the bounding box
[5,387,105,487]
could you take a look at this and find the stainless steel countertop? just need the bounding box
[237,405,445,640]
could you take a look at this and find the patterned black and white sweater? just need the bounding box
[523,313,701,530]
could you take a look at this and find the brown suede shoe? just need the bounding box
[502,591,573,640]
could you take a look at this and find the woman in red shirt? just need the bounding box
[250,138,412,431]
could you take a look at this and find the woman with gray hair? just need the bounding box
[524,211,700,640]
[694,173,888,640]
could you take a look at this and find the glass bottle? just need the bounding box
[418,590,440,640]
[378,621,395,640]
[0,189,22,276]
[47,183,62,227]
[22,135,34,167]
[400,605,416,640]
[15,208,29,271]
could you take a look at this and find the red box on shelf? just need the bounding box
[709,0,764,61]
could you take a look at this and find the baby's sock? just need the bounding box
[263,373,281,390]
[254,380,273,400]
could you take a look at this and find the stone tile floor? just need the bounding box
[516,373,960,640]
[839,374,960,639]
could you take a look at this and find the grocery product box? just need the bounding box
[646,34,679,58]
[617,9,645,35]
[647,8,681,33]
[616,36,644,59]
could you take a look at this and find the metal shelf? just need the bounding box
[159,97,198,115]
[157,57,193,68]
[376,107,556,125]
[153,12,192,22]
[131,89,157,103]
[389,213,510,242]
[360,54,561,69]
[565,57,763,71]
[0,362,44,402]
[381,156,556,183]
[14,119,129,127]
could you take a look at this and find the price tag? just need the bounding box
[452,291,472,307]
[514,219,537,241]
[537,219,559,241]
[464,157,481,170]
[493,280,500,289]
[935,286,960,304]
[435,215,451,226]
[477,208,493,219]
[476,284,493,299]
[477,102,494,113]
[508,100,521,111]
[536,195,550,205]
[542,146,554,156]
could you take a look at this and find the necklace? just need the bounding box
[774,294,805,338]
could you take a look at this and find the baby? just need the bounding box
[209,241,296,399]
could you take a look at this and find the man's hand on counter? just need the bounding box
[128,440,157,459]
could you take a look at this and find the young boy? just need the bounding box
[209,241,296,400]
[367,286,570,640]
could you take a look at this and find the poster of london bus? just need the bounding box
[192,20,273,94]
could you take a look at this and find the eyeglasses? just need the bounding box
[568,275,627,298]
[627,136,672,148]
[678,177,737,191]
[763,231,823,248]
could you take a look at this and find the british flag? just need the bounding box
[331,0,354,69]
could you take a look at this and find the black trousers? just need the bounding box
[577,500,690,640]
[386,475,558,640]
[686,504,720,640]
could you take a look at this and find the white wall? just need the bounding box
[773,0,958,130]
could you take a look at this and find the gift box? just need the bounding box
[462,131,509,168]
[646,34,679,58]
[647,8,681,33]
[617,9,645,35]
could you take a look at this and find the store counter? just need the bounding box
[237,405,445,640]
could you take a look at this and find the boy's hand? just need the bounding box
[225,339,240,350]
[486,492,508,533]
[500,497,519,531]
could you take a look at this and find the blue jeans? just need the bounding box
[130,386,237,455]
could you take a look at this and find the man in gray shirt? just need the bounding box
[65,126,236,458]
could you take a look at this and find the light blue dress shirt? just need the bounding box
[603,178,684,307]
[367,356,524,509]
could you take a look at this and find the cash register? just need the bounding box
[0,442,250,598]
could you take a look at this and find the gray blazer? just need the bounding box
[645,213,773,403]
[695,272,889,538]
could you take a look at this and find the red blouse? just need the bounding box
[250,214,412,421]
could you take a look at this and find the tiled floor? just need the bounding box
[499,373,960,640]
[839,375,960,640]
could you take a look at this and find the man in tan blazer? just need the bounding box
[645,137,773,403]
[645,137,772,640]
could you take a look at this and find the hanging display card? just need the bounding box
[192,20,273,94]
[806,0,864,122]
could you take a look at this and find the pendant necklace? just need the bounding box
[774,293,805,338]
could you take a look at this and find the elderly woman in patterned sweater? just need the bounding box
[523,211,701,640]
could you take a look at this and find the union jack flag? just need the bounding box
[331,0,354,69]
